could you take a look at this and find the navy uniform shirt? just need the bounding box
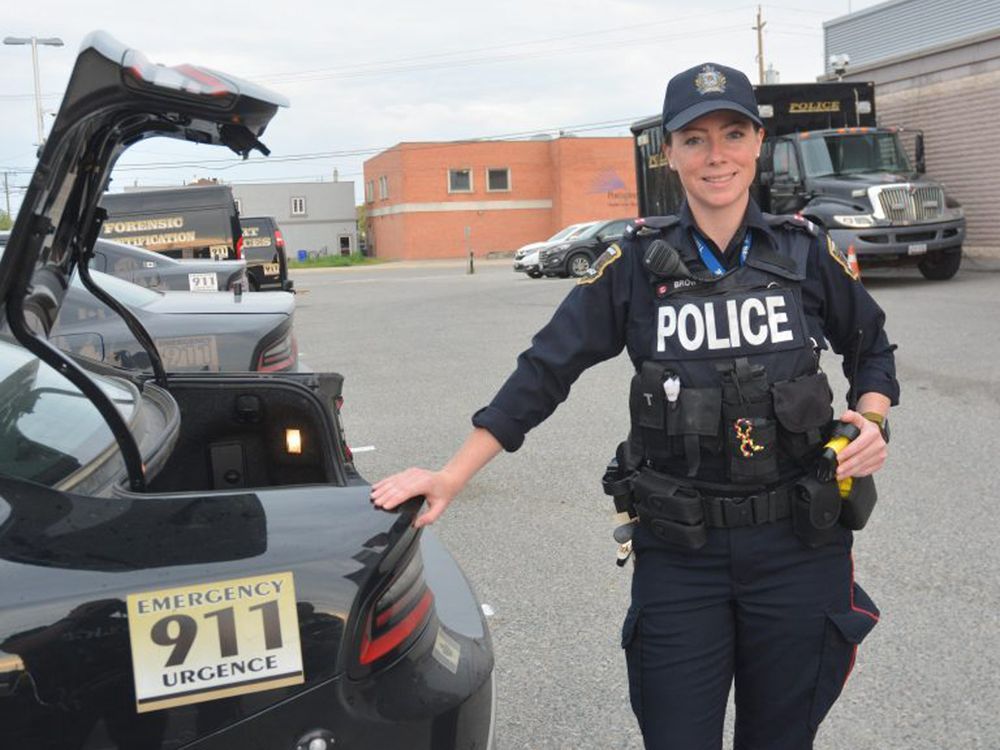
[472,199,899,452]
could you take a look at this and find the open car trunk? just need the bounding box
[142,372,349,493]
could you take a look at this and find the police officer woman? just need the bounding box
[373,62,898,749]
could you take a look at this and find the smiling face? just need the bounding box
[664,110,764,217]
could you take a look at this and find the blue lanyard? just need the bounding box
[692,229,752,277]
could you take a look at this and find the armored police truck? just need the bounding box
[99,184,244,262]
[631,82,966,280]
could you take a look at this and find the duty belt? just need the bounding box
[630,468,794,548]
[701,487,792,528]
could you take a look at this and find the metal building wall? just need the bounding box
[824,0,1000,74]
[873,66,1000,253]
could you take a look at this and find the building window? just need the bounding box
[448,168,473,193]
[486,168,510,192]
[234,198,242,214]
[291,196,307,216]
[365,180,374,203]
[378,176,388,200]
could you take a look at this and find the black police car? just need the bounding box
[0,33,494,749]
[540,217,632,277]
[240,216,294,292]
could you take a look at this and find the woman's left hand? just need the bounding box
[834,409,887,480]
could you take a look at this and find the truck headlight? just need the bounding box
[833,214,876,228]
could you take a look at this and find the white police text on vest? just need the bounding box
[656,294,800,354]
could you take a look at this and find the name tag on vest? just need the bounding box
[654,289,805,358]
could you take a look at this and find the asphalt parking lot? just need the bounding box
[291,258,1000,749]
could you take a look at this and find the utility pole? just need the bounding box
[3,35,64,145]
[753,6,767,85]
[3,173,10,217]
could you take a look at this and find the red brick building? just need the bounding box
[363,137,637,260]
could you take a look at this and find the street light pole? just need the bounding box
[3,35,64,146]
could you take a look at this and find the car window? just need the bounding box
[547,224,582,242]
[0,338,136,486]
[567,222,598,239]
[599,221,628,239]
[575,223,604,240]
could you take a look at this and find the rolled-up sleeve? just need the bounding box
[472,243,634,451]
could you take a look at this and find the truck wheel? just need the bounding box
[567,253,592,278]
[918,248,962,281]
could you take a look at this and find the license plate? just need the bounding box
[263,263,280,276]
[907,243,928,255]
[155,336,220,371]
[209,246,230,260]
[188,273,218,292]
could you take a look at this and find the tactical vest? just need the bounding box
[629,220,834,488]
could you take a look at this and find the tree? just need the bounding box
[355,203,368,255]
[0,211,12,231]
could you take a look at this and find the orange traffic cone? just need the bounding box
[847,244,861,279]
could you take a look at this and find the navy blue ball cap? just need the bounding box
[662,62,762,133]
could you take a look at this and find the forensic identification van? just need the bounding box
[100,184,244,262]
[631,81,966,280]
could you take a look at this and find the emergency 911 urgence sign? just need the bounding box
[126,572,304,713]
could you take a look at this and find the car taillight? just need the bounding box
[235,235,244,260]
[274,229,285,250]
[256,332,297,372]
[360,552,434,666]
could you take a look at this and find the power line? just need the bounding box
[101,116,643,174]
[252,7,755,83]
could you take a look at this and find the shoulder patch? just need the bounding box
[577,243,623,285]
[826,234,859,281]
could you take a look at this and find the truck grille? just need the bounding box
[874,185,945,223]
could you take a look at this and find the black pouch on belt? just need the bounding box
[840,474,878,530]
[632,469,707,550]
[792,475,843,548]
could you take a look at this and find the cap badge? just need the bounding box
[694,65,727,95]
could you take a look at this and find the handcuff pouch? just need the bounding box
[793,475,843,548]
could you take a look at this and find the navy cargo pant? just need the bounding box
[621,520,879,750]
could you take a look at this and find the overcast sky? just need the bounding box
[1,0,887,212]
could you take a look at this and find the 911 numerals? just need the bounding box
[149,600,282,667]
